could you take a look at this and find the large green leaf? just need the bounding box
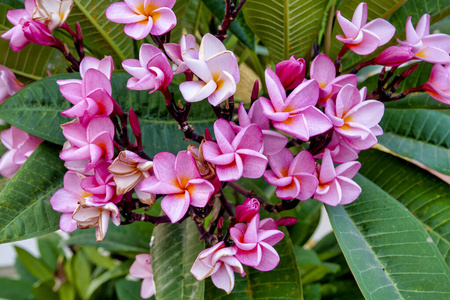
[171,0,201,44]
[242,0,328,61]
[0,142,64,243]
[204,228,302,299]
[151,219,205,300]
[358,149,450,266]
[0,4,67,81]
[0,278,33,300]
[115,279,147,300]
[326,156,450,299]
[14,246,53,282]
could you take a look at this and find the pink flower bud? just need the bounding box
[21,20,57,46]
[251,80,259,101]
[275,55,306,90]
[275,217,298,227]
[128,108,141,137]
[217,216,223,229]
[235,198,260,223]
[373,46,415,67]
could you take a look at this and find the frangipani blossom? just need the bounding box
[264,149,318,200]
[179,34,240,106]
[0,65,25,104]
[231,101,287,156]
[372,46,415,67]
[81,162,123,204]
[310,54,357,105]
[275,55,305,90]
[422,64,450,105]
[106,0,176,40]
[235,198,260,223]
[314,149,361,206]
[32,0,74,31]
[59,116,115,172]
[325,84,384,150]
[141,151,215,223]
[191,241,245,294]
[79,56,114,80]
[314,132,359,163]
[1,0,35,51]
[0,126,43,178]
[122,44,173,93]
[108,150,155,205]
[230,214,284,271]
[336,2,395,55]
[259,69,332,141]
[164,34,199,74]
[202,119,268,182]
[130,254,156,299]
[22,19,57,46]
[398,14,450,64]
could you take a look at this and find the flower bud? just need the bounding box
[22,20,57,46]
[235,198,260,223]
[275,55,306,90]
[251,80,259,102]
[373,46,414,67]
[128,108,141,137]
[275,217,298,227]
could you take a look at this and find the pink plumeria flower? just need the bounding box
[108,150,155,205]
[422,64,450,105]
[259,69,332,141]
[21,19,57,46]
[230,214,284,271]
[140,151,215,223]
[336,2,395,55]
[314,132,359,163]
[0,126,42,178]
[0,65,25,104]
[81,162,123,204]
[191,241,245,294]
[231,101,287,155]
[32,0,74,31]
[179,33,240,106]
[398,14,450,64]
[235,198,260,223]
[1,0,35,51]
[122,44,173,93]
[314,149,361,206]
[275,55,306,90]
[164,34,199,74]
[372,46,415,67]
[310,54,357,105]
[325,84,384,150]
[130,254,156,299]
[264,149,318,200]
[59,116,115,172]
[202,119,268,182]
[79,56,114,80]
[106,0,176,40]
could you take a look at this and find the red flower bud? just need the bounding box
[22,20,56,46]
[275,217,298,227]
[275,55,306,90]
[235,198,260,223]
[128,108,141,137]
[373,46,414,67]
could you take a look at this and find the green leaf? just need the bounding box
[0,277,33,300]
[295,246,339,285]
[287,200,322,246]
[82,246,117,269]
[37,233,63,271]
[242,0,329,61]
[0,4,68,81]
[67,0,134,62]
[171,0,202,44]
[67,221,154,254]
[151,219,205,300]
[58,282,76,300]
[0,142,64,243]
[86,261,132,299]
[358,149,450,267]
[326,168,450,299]
[72,251,91,300]
[14,246,53,282]
[115,279,148,300]
[205,228,302,299]
[202,0,255,49]
[31,279,59,300]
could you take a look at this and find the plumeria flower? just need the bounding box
[179,33,240,106]
[32,0,74,31]
[0,126,43,178]
[310,54,357,105]
[122,44,173,93]
[325,84,384,150]
[235,198,260,223]
[230,214,284,271]
[202,119,268,182]
[1,0,35,51]
[336,2,395,55]
[59,116,115,172]
[275,55,305,90]
[130,254,156,299]
[372,46,415,67]
[81,162,123,204]
[231,101,287,156]
[108,150,155,205]
[106,0,177,40]
[398,14,450,64]
[259,68,332,141]
[314,132,359,164]
[191,241,245,294]
[0,65,25,104]
[314,149,361,206]
[140,151,215,223]
[22,19,57,46]
[421,64,450,105]
[164,34,199,74]
[79,56,114,80]
[264,149,318,200]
